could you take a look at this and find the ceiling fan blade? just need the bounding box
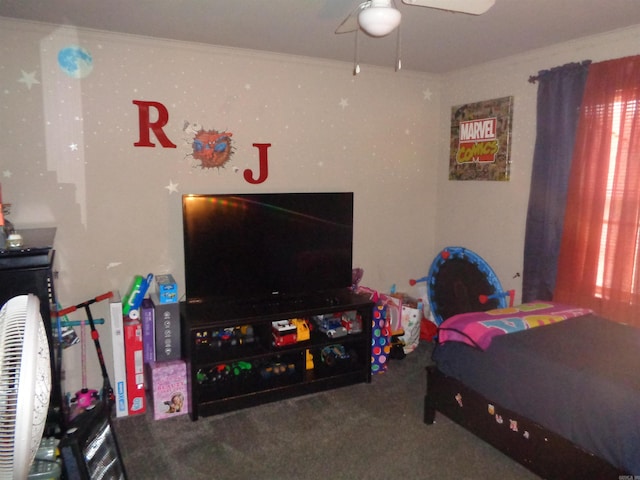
[335,1,371,34]
[401,0,495,15]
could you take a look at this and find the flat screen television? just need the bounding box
[182,192,354,305]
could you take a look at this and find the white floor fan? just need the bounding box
[0,294,51,480]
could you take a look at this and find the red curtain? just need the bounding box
[555,55,640,327]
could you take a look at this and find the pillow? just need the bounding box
[437,302,593,350]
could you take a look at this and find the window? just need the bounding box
[595,96,640,295]
[555,55,640,327]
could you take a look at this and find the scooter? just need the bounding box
[55,292,115,414]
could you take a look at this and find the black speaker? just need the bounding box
[59,402,127,479]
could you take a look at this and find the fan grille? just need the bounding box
[0,304,27,472]
[0,295,51,479]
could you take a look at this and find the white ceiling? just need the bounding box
[1,0,640,74]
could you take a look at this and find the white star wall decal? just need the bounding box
[339,98,349,109]
[165,180,179,194]
[18,70,40,90]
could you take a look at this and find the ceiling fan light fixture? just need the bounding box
[358,2,402,37]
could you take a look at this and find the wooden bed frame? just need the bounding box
[423,247,630,478]
[424,365,627,479]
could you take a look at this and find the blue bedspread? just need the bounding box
[432,314,640,474]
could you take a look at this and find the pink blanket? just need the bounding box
[438,302,593,350]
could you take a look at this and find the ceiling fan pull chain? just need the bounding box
[354,29,361,75]
[395,26,402,71]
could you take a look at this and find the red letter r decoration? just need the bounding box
[132,100,177,148]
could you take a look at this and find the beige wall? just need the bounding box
[1,18,440,392]
[1,16,639,393]
[436,25,640,304]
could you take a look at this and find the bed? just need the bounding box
[422,248,638,478]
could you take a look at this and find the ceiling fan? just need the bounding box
[336,0,496,36]
[336,0,495,74]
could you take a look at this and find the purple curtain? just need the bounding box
[522,61,590,302]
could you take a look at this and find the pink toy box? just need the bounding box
[146,360,189,420]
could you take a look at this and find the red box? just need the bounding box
[124,317,146,415]
[146,360,188,420]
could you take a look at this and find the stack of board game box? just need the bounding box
[110,274,188,419]
[145,275,188,420]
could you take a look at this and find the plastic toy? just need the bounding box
[340,311,362,334]
[215,328,238,347]
[196,366,227,385]
[197,361,252,384]
[320,344,350,367]
[260,360,295,379]
[196,325,255,348]
[291,318,311,342]
[272,319,297,347]
[239,325,255,344]
[313,313,348,338]
[122,273,153,319]
[305,349,314,370]
[389,329,406,360]
[231,361,252,376]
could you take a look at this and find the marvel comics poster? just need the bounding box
[449,96,513,181]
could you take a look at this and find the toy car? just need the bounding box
[272,319,297,347]
[325,327,348,338]
[341,311,363,334]
[230,360,252,376]
[195,325,254,348]
[196,364,229,384]
[313,314,348,338]
[260,360,296,379]
[320,344,350,367]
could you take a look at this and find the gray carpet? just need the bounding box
[113,341,539,479]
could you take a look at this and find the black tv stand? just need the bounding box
[181,290,374,420]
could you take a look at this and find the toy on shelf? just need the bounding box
[196,360,255,386]
[291,318,311,342]
[312,313,347,338]
[305,349,314,370]
[260,359,295,380]
[195,325,255,349]
[320,344,351,367]
[271,319,297,347]
[340,311,363,334]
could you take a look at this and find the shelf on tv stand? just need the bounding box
[181,290,374,420]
